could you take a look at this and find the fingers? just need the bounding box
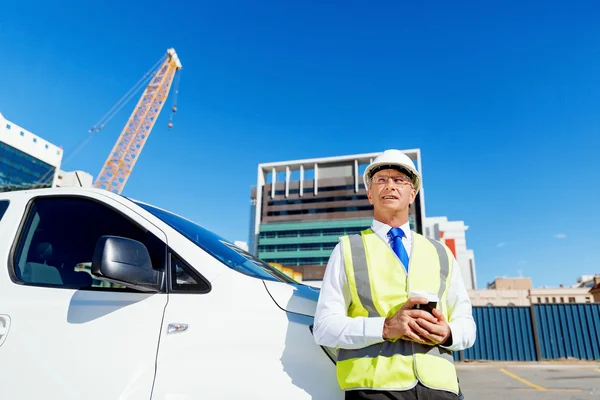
[402,296,429,309]
[409,320,435,342]
[410,321,444,344]
[415,319,444,336]
[406,309,438,324]
[431,308,445,322]
[403,327,432,345]
[415,318,450,344]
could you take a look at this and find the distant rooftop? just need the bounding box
[256,149,423,189]
[258,149,421,172]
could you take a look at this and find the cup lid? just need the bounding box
[409,290,439,303]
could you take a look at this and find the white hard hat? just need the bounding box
[363,149,421,192]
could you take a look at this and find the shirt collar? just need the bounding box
[371,219,412,241]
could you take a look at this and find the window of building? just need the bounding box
[271,188,301,196]
[259,232,277,239]
[257,245,275,252]
[20,131,24,136]
[45,144,49,149]
[12,197,166,291]
[545,297,549,303]
[552,297,557,303]
[270,184,365,197]
[560,297,565,303]
[299,243,322,251]
[277,231,298,238]
[586,297,591,303]
[6,123,11,129]
[267,205,373,217]
[263,257,329,267]
[267,194,369,207]
[260,226,370,241]
[278,244,298,252]
[300,229,321,237]
[322,229,344,236]
[568,297,576,303]
[537,297,542,303]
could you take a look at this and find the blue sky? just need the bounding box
[1,1,598,288]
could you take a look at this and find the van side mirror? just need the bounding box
[92,236,161,293]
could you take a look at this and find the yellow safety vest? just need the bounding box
[336,229,459,394]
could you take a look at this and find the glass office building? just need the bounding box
[0,141,56,188]
[0,113,63,191]
[249,151,425,282]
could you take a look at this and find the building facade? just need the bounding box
[530,287,593,305]
[590,277,600,302]
[249,150,425,282]
[423,216,477,290]
[0,112,63,190]
[468,277,596,306]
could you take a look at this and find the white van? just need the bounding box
[0,188,342,399]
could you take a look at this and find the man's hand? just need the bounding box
[411,308,452,346]
[382,297,439,344]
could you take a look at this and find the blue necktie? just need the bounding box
[388,227,410,272]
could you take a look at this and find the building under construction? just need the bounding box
[249,150,425,282]
[0,113,63,191]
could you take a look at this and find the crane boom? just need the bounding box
[93,48,182,194]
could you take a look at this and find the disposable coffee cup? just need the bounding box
[409,291,438,314]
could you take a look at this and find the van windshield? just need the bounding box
[133,201,296,284]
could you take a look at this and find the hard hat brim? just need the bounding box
[363,162,421,192]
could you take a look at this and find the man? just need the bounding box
[313,149,476,400]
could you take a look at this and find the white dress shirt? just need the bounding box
[313,219,476,352]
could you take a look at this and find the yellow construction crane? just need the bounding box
[92,48,182,194]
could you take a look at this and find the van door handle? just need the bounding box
[0,315,11,346]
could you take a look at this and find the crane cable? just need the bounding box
[34,53,168,186]
[168,69,181,128]
[89,54,167,133]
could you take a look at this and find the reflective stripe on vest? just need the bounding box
[336,229,458,394]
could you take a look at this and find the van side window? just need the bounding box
[0,200,8,221]
[12,197,166,290]
[170,253,210,293]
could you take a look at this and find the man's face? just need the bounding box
[367,168,417,212]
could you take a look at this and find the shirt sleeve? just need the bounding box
[312,242,387,350]
[440,257,477,351]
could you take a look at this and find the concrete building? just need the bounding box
[468,277,532,306]
[249,150,425,282]
[488,277,533,290]
[0,112,63,190]
[468,289,531,307]
[590,276,600,302]
[423,216,477,290]
[469,277,595,306]
[530,287,593,304]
